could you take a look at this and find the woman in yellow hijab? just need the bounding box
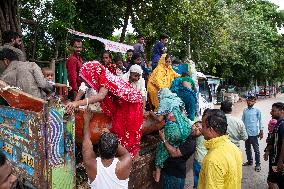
[147,54,180,111]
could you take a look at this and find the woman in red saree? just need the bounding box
[66,61,143,157]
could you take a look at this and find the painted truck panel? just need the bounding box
[0,106,76,189]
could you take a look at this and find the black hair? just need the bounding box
[165,54,171,61]
[247,95,256,100]
[2,31,21,44]
[272,102,284,111]
[194,121,202,125]
[204,109,227,135]
[126,49,134,53]
[137,34,144,39]
[0,151,6,166]
[114,55,123,63]
[202,108,214,118]
[101,50,112,60]
[0,48,19,61]
[181,72,190,77]
[99,132,118,159]
[172,58,181,65]
[159,33,169,40]
[220,100,232,114]
[70,38,82,46]
[131,52,141,64]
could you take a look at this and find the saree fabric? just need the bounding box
[171,77,197,121]
[147,54,180,111]
[155,89,191,168]
[104,63,117,75]
[80,61,143,156]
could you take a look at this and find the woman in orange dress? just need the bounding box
[147,54,180,111]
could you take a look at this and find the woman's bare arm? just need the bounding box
[66,87,108,112]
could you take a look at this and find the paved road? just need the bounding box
[185,94,284,189]
[237,95,284,189]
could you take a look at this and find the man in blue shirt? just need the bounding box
[151,33,169,70]
[242,95,264,172]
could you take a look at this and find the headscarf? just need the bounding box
[129,64,143,75]
[268,119,277,133]
[122,65,147,99]
[156,88,191,134]
[122,64,143,83]
[171,76,197,121]
[80,61,143,116]
[157,88,184,115]
[148,54,180,89]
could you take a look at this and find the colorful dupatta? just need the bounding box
[155,89,191,168]
[171,77,197,121]
[80,61,143,156]
[147,54,180,111]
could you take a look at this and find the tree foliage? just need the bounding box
[3,0,284,86]
[187,0,284,85]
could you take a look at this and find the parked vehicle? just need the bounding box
[258,86,270,96]
[0,80,164,189]
[197,72,214,117]
[227,85,237,93]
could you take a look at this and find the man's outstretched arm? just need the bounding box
[82,109,97,182]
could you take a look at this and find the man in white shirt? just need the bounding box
[220,100,248,147]
[82,109,131,189]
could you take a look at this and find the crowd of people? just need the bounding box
[0,30,283,189]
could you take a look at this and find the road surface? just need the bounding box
[185,94,284,189]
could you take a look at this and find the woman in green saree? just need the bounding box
[150,88,192,183]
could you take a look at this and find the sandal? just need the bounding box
[255,165,261,172]
[242,162,253,166]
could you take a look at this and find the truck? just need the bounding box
[0,67,213,189]
[0,80,163,189]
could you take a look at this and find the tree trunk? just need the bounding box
[32,23,39,60]
[0,0,22,45]
[119,1,133,43]
[130,12,142,38]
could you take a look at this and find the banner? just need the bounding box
[67,28,133,53]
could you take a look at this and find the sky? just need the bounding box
[113,19,134,36]
[268,0,284,9]
[268,0,284,33]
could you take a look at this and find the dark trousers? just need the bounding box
[161,171,185,189]
[245,136,260,165]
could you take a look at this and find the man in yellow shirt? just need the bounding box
[198,109,242,189]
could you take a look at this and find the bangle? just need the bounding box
[86,98,89,107]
